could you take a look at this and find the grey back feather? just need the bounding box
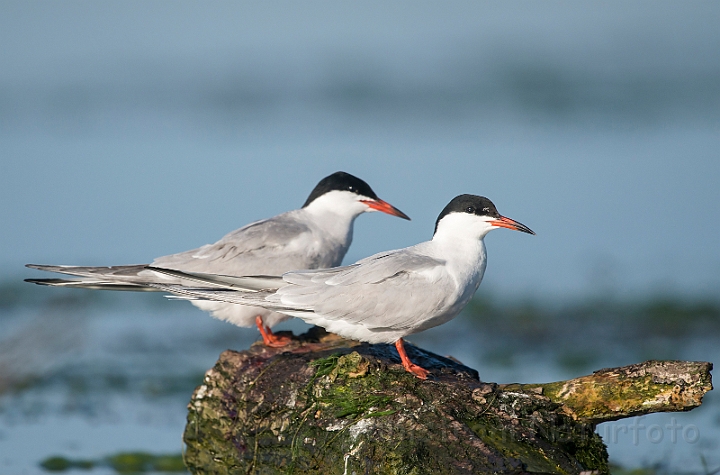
[275,249,452,330]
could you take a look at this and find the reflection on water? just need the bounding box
[1,287,717,473]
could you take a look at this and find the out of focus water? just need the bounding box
[1,289,718,474]
[1,1,719,473]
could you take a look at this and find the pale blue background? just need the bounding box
[2,1,719,301]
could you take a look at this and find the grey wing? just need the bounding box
[25,264,160,291]
[25,214,314,292]
[279,250,437,287]
[150,284,291,310]
[24,263,274,292]
[151,213,319,275]
[277,250,454,330]
[26,264,149,279]
[146,266,285,292]
[150,250,452,329]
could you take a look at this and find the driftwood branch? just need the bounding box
[502,360,712,425]
[182,328,712,475]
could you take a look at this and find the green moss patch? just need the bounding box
[40,452,186,473]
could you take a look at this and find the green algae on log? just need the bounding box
[502,360,713,425]
[183,328,712,475]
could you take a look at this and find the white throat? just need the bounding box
[429,212,495,288]
[302,190,369,246]
[432,212,496,244]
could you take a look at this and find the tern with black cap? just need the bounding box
[148,194,534,379]
[25,172,409,347]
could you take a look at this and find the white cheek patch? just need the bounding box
[434,213,496,240]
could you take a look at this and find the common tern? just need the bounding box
[147,194,534,378]
[25,171,410,347]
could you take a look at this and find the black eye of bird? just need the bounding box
[348,185,354,191]
[466,206,475,213]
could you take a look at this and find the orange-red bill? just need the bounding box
[491,216,535,235]
[360,199,411,220]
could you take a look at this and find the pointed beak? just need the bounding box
[360,199,411,220]
[491,216,535,235]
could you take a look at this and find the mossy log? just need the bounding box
[183,328,712,475]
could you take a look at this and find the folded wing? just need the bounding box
[278,250,451,330]
[153,248,453,332]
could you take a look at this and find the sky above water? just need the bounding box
[2,1,719,301]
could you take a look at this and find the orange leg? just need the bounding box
[255,316,292,348]
[395,339,429,379]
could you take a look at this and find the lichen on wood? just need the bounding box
[182,328,712,475]
[502,360,713,425]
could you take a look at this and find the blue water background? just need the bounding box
[1,2,719,473]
